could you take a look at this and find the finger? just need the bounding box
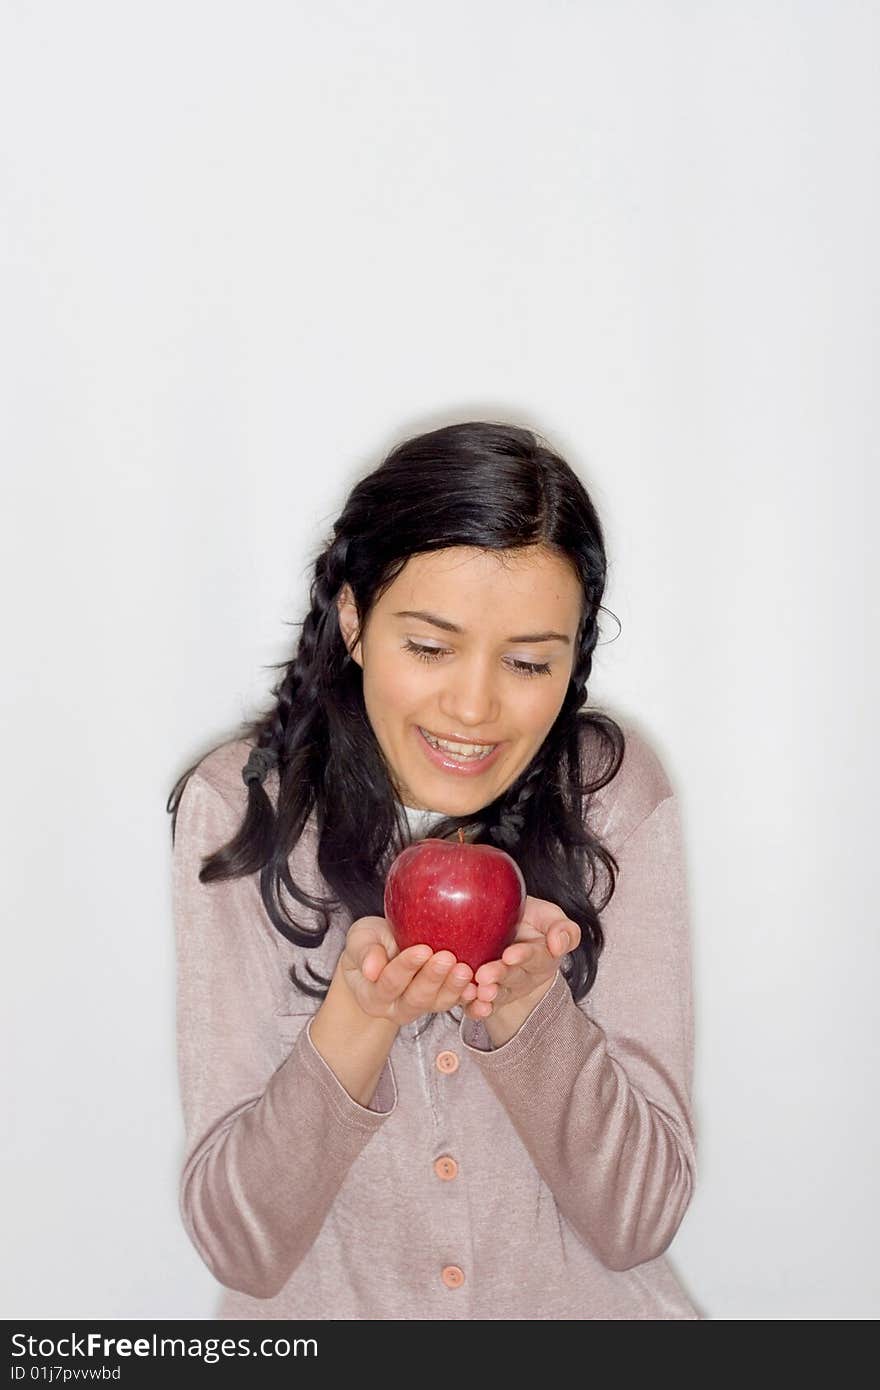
[360,943,388,982]
[519,894,573,932]
[405,950,457,1008]
[517,899,582,952]
[475,960,506,986]
[502,942,538,969]
[553,924,578,956]
[376,943,433,997]
[466,998,494,1019]
[428,953,471,1003]
[433,959,475,1012]
[347,916,399,975]
[407,952,470,1012]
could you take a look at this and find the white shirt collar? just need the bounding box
[400,802,448,837]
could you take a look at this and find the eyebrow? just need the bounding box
[393,609,571,644]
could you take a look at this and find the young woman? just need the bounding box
[168,420,701,1321]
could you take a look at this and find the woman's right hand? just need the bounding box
[340,915,478,1027]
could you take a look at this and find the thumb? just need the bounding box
[554,923,578,955]
[346,914,397,979]
[361,942,389,982]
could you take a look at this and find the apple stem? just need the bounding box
[458,827,464,844]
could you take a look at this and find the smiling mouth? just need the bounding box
[418,726,500,760]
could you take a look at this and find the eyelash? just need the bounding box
[402,638,553,679]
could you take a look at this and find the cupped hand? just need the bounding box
[462,895,581,1022]
[341,915,478,1027]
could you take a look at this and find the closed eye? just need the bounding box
[402,638,552,678]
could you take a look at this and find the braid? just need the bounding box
[488,743,552,850]
[570,604,599,701]
[245,532,352,783]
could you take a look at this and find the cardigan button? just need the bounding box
[436,1050,460,1073]
[433,1155,458,1181]
[441,1264,465,1288]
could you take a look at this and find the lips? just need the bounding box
[414,724,505,777]
[419,727,498,755]
[419,727,498,747]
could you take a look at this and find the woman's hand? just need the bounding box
[341,915,478,1027]
[463,895,581,1023]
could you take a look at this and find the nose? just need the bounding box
[437,652,501,731]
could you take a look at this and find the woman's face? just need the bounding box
[336,545,583,813]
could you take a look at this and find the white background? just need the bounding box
[2,1,877,1321]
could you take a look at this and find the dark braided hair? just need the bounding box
[167,420,625,1040]
[487,747,550,850]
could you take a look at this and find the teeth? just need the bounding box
[421,728,497,758]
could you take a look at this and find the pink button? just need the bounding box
[433,1155,458,1181]
[436,1050,460,1074]
[441,1265,465,1289]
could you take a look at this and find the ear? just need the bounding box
[336,583,364,668]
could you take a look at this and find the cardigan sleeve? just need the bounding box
[172,771,397,1300]
[457,792,697,1273]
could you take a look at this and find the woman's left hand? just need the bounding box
[462,895,581,1021]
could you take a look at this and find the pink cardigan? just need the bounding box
[171,725,701,1319]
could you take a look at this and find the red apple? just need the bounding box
[383,828,527,972]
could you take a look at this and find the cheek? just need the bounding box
[364,653,423,719]
[520,679,566,727]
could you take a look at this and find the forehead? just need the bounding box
[379,546,582,620]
